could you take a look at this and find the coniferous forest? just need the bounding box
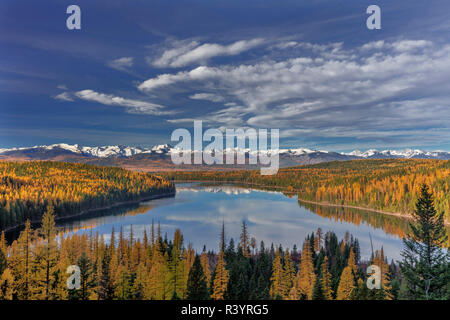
[0,184,448,300]
[0,161,448,300]
[0,161,175,231]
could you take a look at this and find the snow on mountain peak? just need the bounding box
[0,143,449,160]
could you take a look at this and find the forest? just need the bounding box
[162,159,450,222]
[0,161,175,231]
[0,209,399,300]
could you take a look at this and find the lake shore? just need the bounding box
[2,191,176,234]
[171,180,450,227]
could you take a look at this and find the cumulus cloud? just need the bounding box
[139,39,450,148]
[74,90,172,115]
[107,57,134,71]
[150,38,264,68]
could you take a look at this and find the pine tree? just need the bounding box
[114,264,132,300]
[239,220,250,258]
[169,229,185,298]
[321,256,333,300]
[211,251,229,300]
[249,242,271,300]
[10,220,33,299]
[314,228,323,253]
[290,242,316,300]
[97,252,114,300]
[372,248,393,300]
[38,205,58,300]
[312,276,325,300]
[187,255,209,300]
[226,248,251,300]
[269,249,286,299]
[336,265,356,300]
[200,249,211,287]
[145,238,171,300]
[0,268,14,300]
[400,184,449,300]
[77,252,96,300]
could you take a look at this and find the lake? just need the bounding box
[50,183,411,261]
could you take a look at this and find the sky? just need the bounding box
[0,0,449,152]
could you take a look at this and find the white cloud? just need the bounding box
[107,57,134,71]
[361,40,431,52]
[53,92,73,102]
[75,89,172,115]
[189,93,225,102]
[150,38,264,68]
[139,39,450,148]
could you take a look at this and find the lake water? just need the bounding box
[53,183,409,261]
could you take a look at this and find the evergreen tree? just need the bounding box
[290,242,316,300]
[97,253,114,300]
[186,255,209,300]
[10,220,33,299]
[400,184,449,300]
[38,205,58,300]
[321,256,333,300]
[200,249,211,287]
[77,252,96,300]
[312,276,325,300]
[269,249,286,299]
[337,265,356,300]
[226,248,251,299]
[239,220,250,258]
[249,242,271,300]
[0,268,14,300]
[211,251,229,300]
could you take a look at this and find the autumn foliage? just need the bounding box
[0,161,175,231]
[162,159,450,221]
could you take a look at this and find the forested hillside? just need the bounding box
[0,161,175,231]
[0,217,399,300]
[162,159,450,222]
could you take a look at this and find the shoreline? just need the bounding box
[171,179,450,226]
[2,191,176,234]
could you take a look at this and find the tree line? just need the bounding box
[0,161,175,231]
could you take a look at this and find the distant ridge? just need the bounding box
[0,143,448,170]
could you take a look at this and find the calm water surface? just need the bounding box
[54,183,408,261]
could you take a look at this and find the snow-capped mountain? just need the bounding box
[0,143,172,158]
[0,144,448,165]
[344,148,450,160]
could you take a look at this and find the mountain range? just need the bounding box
[0,143,448,171]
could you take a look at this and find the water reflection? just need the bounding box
[47,183,419,261]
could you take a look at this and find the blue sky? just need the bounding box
[1,0,449,152]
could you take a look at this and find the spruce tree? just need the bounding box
[186,255,209,300]
[78,252,96,300]
[400,184,449,300]
[321,256,333,300]
[38,205,58,300]
[290,242,316,300]
[312,276,325,300]
[211,251,229,300]
[336,265,356,300]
